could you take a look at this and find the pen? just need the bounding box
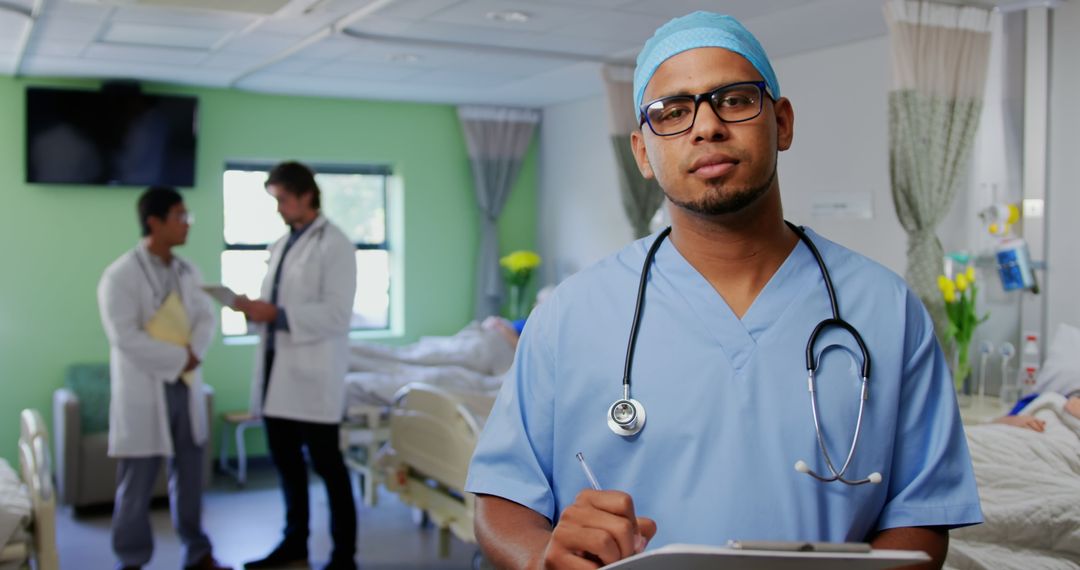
[576,452,602,490]
[577,451,648,554]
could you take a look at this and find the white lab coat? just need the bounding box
[97,245,216,457]
[250,215,357,424]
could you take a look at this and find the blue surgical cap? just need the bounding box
[633,11,781,116]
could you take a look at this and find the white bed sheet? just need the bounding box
[0,459,30,557]
[348,321,514,377]
[946,393,1080,570]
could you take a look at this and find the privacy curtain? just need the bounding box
[885,0,993,337]
[458,105,541,320]
[604,65,665,238]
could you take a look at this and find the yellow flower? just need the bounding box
[965,266,975,282]
[500,250,542,273]
[937,275,952,293]
[1006,204,1020,225]
[944,289,956,303]
[955,274,968,292]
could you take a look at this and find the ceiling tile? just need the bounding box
[619,0,815,21]
[21,54,235,85]
[261,56,323,74]
[305,59,424,81]
[131,0,290,16]
[102,21,230,49]
[541,0,638,8]
[82,42,209,65]
[29,40,86,57]
[34,15,107,43]
[290,36,360,59]
[46,0,114,20]
[217,33,300,55]
[257,11,342,36]
[408,67,515,88]
[110,5,257,29]
[551,10,667,43]
[0,13,29,48]
[200,52,263,70]
[427,0,582,33]
[0,53,15,74]
[372,0,463,20]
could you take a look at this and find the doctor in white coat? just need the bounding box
[98,186,229,570]
[234,162,358,570]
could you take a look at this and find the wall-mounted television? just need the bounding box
[25,85,198,187]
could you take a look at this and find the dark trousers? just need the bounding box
[263,351,357,560]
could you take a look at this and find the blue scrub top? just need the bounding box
[465,228,982,548]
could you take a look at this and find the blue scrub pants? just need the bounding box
[111,380,212,568]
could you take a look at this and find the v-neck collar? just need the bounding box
[651,231,818,373]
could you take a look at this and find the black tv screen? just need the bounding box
[26,86,198,186]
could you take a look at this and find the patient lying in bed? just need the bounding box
[344,319,519,409]
[993,394,1080,431]
[946,392,1080,569]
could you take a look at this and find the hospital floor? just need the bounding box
[55,464,481,570]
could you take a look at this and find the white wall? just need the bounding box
[771,35,906,274]
[1046,0,1080,335]
[538,35,909,281]
[537,95,632,285]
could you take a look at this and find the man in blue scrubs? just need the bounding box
[465,11,982,570]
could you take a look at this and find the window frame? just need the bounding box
[221,160,394,336]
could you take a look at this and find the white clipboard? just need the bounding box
[603,543,930,569]
[201,285,238,307]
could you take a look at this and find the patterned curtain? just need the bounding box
[885,0,994,338]
[604,65,665,238]
[458,106,541,320]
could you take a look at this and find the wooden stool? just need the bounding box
[218,411,262,486]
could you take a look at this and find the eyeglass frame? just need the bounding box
[638,80,773,137]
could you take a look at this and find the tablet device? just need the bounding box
[201,285,238,306]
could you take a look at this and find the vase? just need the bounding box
[507,285,527,321]
[951,343,973,408]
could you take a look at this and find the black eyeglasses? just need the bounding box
[639,81,769,137]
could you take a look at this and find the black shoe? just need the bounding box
[243,543,309,569]
[322,556,356,570]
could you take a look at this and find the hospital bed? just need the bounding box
[373,383,495,566]
[338,324,510,507]
[945,392,1080,569]
[0,410,59,570]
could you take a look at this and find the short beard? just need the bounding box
[665,164,777,216]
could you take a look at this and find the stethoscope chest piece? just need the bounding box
[608,398,646,436]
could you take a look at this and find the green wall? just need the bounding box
[0,75,538,464]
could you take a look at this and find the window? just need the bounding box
[220,162,392,337]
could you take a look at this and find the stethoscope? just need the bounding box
[134,246,190,305]
[608,221,882,486]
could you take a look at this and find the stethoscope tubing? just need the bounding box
[613,222,879,485]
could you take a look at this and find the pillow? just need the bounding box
[1035,323,1080,397]
[64,364,111,434]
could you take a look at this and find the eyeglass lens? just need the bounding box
[644,83,763,136]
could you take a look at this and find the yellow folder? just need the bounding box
[145,291,194,385]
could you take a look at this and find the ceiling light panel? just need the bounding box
[102,21,229,49]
